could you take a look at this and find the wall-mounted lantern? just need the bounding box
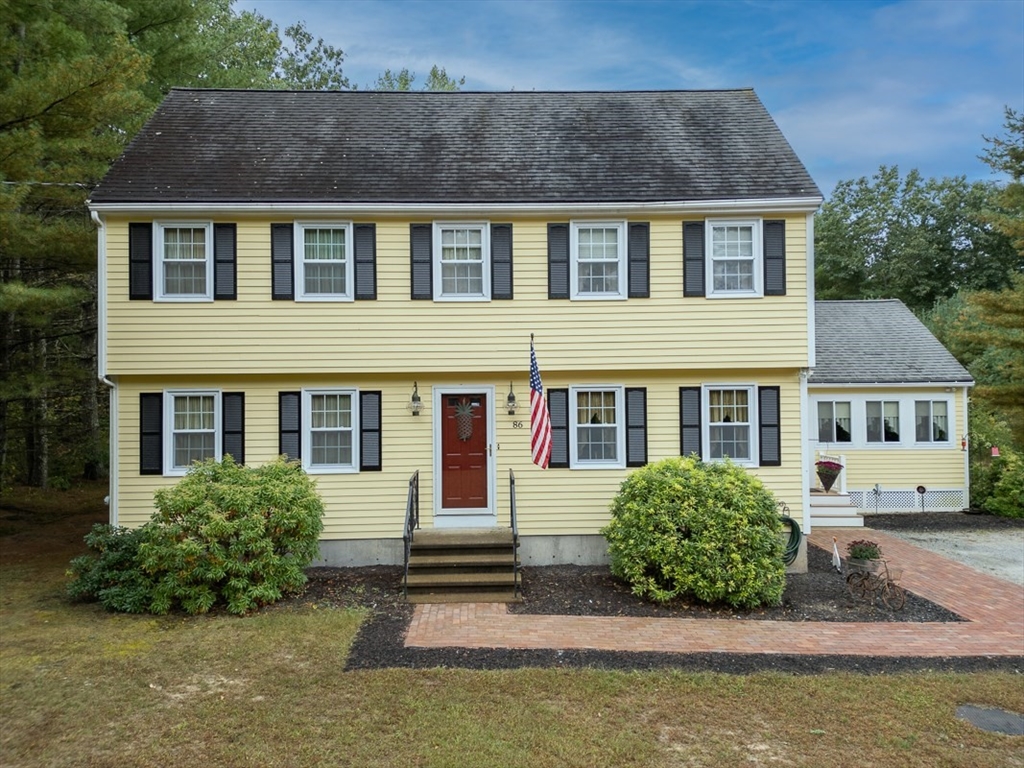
[506,382,519,415]
[408,382,423,416]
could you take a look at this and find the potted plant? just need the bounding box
[815,459,844,492]
[846,539,882,573]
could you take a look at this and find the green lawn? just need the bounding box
[1,486,1021,767]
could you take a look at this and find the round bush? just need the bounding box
[600,456,785,609]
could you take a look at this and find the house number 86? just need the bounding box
[512,420,524,429]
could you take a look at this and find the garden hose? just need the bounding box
[780,515,802,566]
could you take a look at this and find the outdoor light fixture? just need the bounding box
[506,382,519,415]
[408,382,423,416]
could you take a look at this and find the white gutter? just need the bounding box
[86,196,825,218]
[800,368,812,535]
[91,211,117,526]
[806,212,816,369]
[807,381,975,389]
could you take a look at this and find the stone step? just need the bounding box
[406,590,522,604]
[409,552,517,569]
[406,571,518,588]
[810,511,866,528]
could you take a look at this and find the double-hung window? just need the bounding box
[915,400,949,443]
[707,220,762,297]
[569,386,625,467]
[571,222,626,299]
[705,386,756,463]
[165,391,220,474]
[817,401,852,443]
[156,222,213,300]
[866,400,901,443]
[302,389,359,472]
[296,223,352,300]
[434,223,489,300]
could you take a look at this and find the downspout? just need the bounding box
[91,210,118,526]
[800,368,812,535]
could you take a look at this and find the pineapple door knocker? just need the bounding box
[454,398,475,441]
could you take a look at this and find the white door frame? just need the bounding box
[432,384,497,528]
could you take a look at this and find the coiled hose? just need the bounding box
[778,502,802,566]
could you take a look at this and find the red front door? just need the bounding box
[441,393,488,509]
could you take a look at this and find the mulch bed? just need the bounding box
[276,512,1024,673]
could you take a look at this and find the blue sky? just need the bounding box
[244,0,1023,196]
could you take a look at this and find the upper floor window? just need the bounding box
[817,401,852,443]
[915,400,949,443]
[866,400,900,443]
[571,222,626,299]
[705,386,756,463]
[707,220,762,298]
[434,223,490,300]
[156,222,212,300]
[165,390,220,474]
[302,389,359,472]
[296,223,352,301]
[569,386,625,467]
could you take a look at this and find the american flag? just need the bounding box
[530,339,552,469]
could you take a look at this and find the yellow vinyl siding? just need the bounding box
[104,214,810,376]
[115,370,805,539]
[810,386,968,491]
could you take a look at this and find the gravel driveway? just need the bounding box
[864,513,1024,587]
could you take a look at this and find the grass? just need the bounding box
[2,485,1022,767]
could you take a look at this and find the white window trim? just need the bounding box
[432,221,491,302]
[301,388,360,474]
[809,395,956,450]
[569,385,626,469]
[154,221,214,302]
[913,399,953,445]
[570,220,628,300]
[163,389,221,476]
[294,221,354,302]
[815,399,854,446]
[705,218,763,299]
[702,384,758,466]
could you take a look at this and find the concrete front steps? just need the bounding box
[810,491,865,527]
[405,527,521,603]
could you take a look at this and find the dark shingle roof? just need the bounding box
[811,300,973,385]
[90,89,820,205]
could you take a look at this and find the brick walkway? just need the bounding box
[405,529,1024,658]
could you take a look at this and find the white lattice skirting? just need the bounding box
[848,488,967,513]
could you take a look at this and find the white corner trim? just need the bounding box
[806,212,816,370]
[799,368,811,534]
[92,211,107,378]
[108,381,118,526]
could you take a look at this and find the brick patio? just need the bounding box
[405,529,1024,658]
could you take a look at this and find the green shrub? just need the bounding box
[600,456,785,609]
[67,457,325,615]
[66,524,157,613]
[984,454,1024,518]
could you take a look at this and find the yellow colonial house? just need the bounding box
[88,89,965,590]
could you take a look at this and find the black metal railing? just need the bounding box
[403,470,420,597]
[509,468,520,597]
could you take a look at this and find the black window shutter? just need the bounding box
[683,222,705,297]
[139,392,163,474]
[625,387,648,467]
[271,224,294,300]
[222,392,245,464]
[213,224,237,300]
[360,391,382,471]
[763,220,786,296]
[679,387,703,458]
[354,224,377,300]
[129,223,153,300]
[491,223,513,300]
[410,224,432,300]
[547,388,569,468]
[279,391,301,461]
[758,386,782,466]
[627,223,650,298]
[547,224,570,299]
